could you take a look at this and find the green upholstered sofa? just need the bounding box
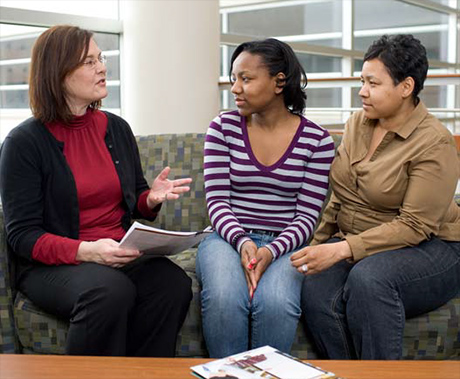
[1,133,459,359]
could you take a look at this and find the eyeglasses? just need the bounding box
[82,55,107,69]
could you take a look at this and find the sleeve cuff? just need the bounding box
[344,234,366,261]
[236,236,251,253]
[264,244,278,261]
[32,233,81,265]
[309,238,320,246]
[137,189,161,219]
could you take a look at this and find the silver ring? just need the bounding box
[301,264,308,273]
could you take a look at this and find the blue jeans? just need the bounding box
[196,231,304,358]
[301,237,460,359]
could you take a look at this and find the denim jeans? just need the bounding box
[196,231,304,358]
[301,237,460,359]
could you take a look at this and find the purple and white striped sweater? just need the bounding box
[204,111,335,259]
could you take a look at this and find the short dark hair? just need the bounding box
[229,38,307,115]
[364,34,428,103]
[29,25,101,124]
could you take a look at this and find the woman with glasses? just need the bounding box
[0,25,193,356]
[196,38,335,357]
[291,34,460,360]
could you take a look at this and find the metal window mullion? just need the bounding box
[399,0,460,15]
[221,10,229,111]
[0,6,123,34]
[341,0,354,123]
[446,0,458,126]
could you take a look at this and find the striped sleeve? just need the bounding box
[204,116,251,251]
[265,128,335,259]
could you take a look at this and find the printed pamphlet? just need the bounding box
[119,221,212,255]
[190,345,337,379]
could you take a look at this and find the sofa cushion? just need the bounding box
[168,249,208,357]
[136,134,209,232]
[0,210,16,353]
[402,294,460,359]
[13,250,460,359]
[4,132,460,359]
[14,292,68,354]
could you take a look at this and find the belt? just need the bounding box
[246,229,280,237]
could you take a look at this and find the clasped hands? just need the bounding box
[240,241,273,300]
[76,166,192,268]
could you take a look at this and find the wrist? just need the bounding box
[264,244,277,261]
[76,241,91,262]
[258,246,274,262]
[146,196,159,210]
[338,240,352,260]
[232,231,247,248]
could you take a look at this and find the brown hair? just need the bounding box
[29,25,101,124]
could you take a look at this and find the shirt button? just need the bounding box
[115,160,119,165]
[108,144,113,149]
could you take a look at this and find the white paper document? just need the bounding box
[119,221,212,255]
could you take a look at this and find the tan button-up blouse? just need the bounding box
[311,101,460,261]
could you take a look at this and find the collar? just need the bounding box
[362,100,428,140]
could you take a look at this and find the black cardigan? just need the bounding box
[0,111,156,281]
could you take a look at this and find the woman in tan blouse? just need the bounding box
[291,34,460,359]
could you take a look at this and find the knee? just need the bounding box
[301,278,327,315]
[254,286,301,319]
[345,262,389,302]
[200,273,248,317]
[76,271,136,316]
[146,258,193,305]
[166,261,193,304]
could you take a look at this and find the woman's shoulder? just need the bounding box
[4,117,47,144]
[208,111,244,139]
[0,118,53,163]
[419,112,455,145]
[299,115,334,142]
[212,110,242,126]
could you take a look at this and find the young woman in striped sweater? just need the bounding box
[196,38,336,357]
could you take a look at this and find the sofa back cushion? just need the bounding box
[136,133,209,232]
[135,133,343,233]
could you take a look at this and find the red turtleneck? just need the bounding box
[32,110,152,265]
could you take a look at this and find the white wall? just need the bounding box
[121,0,220,135]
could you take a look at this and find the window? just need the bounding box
[354,0,450,61]
[220,0,460,133]
[0,4,122,140]
[0,1,119,19]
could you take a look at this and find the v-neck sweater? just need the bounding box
[203,110,335,259]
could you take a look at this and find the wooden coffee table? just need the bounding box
[0,354,459,379]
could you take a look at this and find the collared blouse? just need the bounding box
[312,101,460,261]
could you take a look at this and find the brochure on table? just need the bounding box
[190,345,336,379]
[119,221,212,255]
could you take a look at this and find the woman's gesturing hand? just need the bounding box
[76,239,143,268]
[147,166,192,209]
[291,240,352,275]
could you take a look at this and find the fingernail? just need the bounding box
[247,258,257,269]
